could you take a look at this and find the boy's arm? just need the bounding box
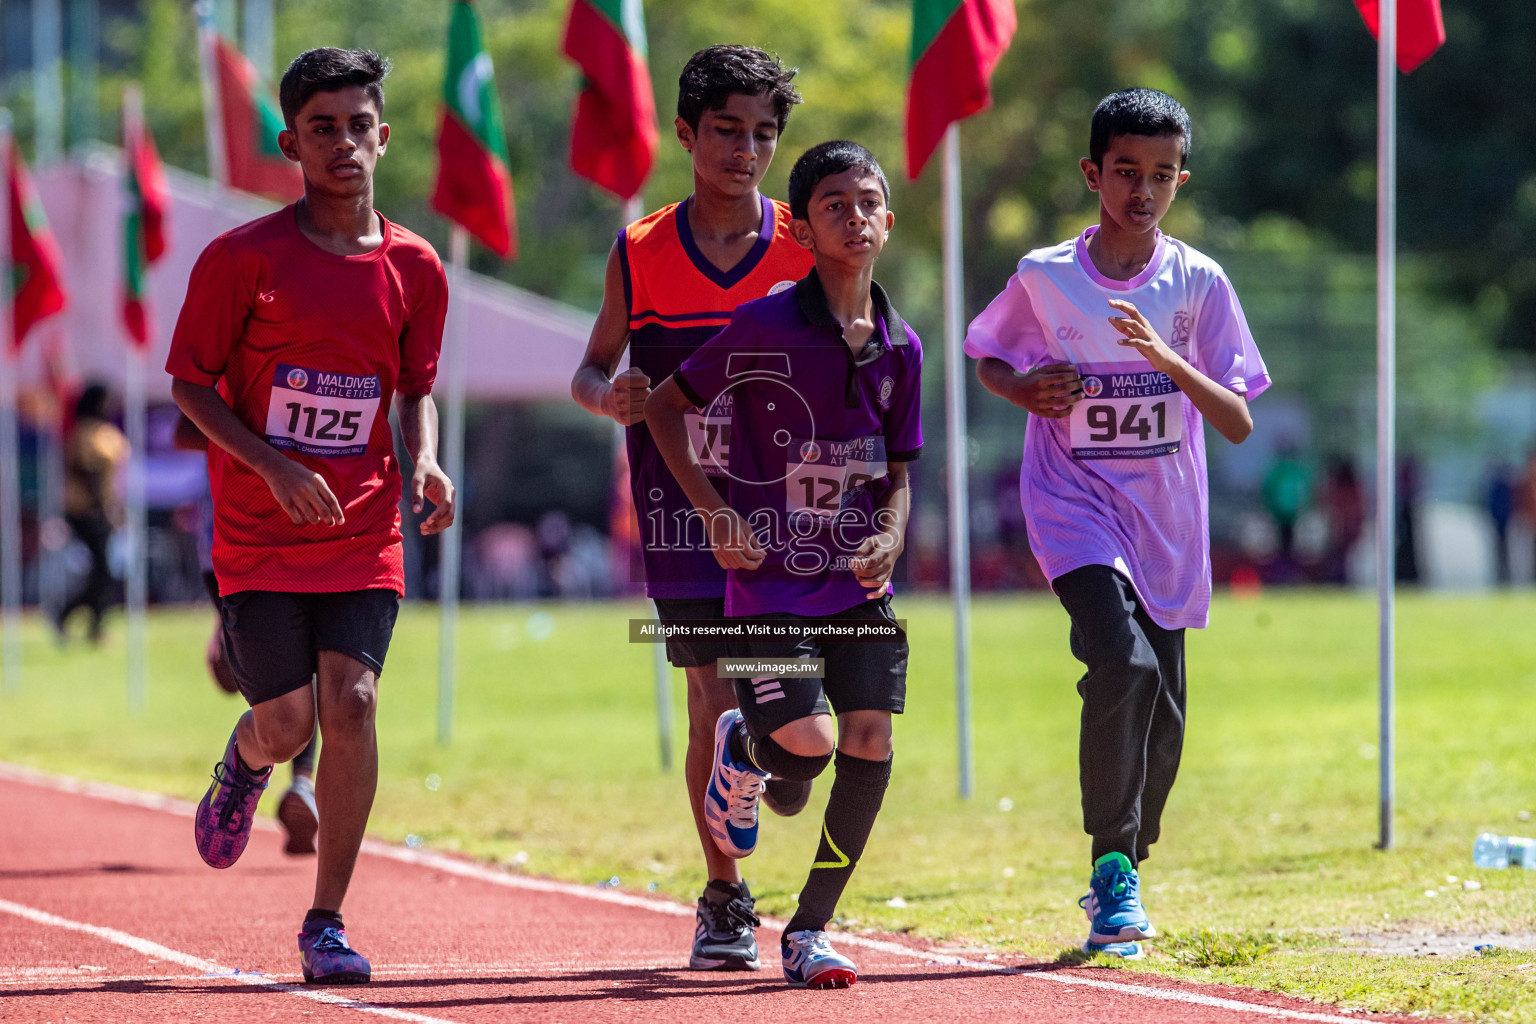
[851,461,910,599]
[975,357,1083,418]
[395,392,455,536]
[1107,299,1253,444]
[170,378,344,526]
[571,244,650,425]
[643,376,764,570]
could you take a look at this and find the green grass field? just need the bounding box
[3,591,1535,1021]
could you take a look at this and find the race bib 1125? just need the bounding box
[1068,363,1183,460]
[264,363,380,458]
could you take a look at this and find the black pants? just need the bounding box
[60,514,118,639]
[1053,564,1186,864]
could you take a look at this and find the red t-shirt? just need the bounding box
[165,206,447,596]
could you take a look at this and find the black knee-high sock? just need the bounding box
[784,751,891,940]
[291,724,319,775]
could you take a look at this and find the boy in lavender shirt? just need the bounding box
[647,141,921,989]
[966,89,1270,959]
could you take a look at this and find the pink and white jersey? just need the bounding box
[965,226,1270,629]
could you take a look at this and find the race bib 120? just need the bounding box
[1069,363,1183,460]
[786,435,887,523]
[264,363,380,458]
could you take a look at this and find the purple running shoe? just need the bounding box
[193,728,271,869]
[298,918,371,984]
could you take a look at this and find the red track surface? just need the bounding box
[0,764,1448,1024]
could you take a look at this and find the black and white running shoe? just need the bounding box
[689,880,761,970]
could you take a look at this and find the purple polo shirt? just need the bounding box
[674,270,924,617]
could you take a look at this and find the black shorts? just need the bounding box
[733,596,908,739]
[653,596,743,668]
[218,589,400,706]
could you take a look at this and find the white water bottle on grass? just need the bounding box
[1473,833,1536,869]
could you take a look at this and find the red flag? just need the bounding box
[430,0,516,258]
[7,141,68,352]
[213,35,304,200]
[1352,0,1445,73]
[562,0,659,201]
[123,86,170,349]
[905,0,1016,180]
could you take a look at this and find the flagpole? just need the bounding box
[67,0,100,150]
[38,358,65,625]
[0,111,22,694]
[941,124,974,800]
[1375,0,1397,853]
[124,348,148,710]
[32,0,65,167]
[123,83,149,712]
[437,226,470,745]
[195,1,229,188]
[619,191,673,773]
[242,0,274,82]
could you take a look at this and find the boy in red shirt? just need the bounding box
[166,48,452,985]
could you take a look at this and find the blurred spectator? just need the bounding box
[1319,456,1365,585]
[1487,463,1515,586]
[469,523,541,600]
[56,384,127,643]
[1261,442,1312,569]
[1520,449,1536,582]
[1396,455,1421,584]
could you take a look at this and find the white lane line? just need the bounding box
[0,762,1383,1023]
[0,898,461,1024]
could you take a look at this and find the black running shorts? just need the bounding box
[732,595,908,739]
[652,596,743,669]
[217,589,401,707]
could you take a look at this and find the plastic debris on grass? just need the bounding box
[425,774,441,792]
[885,896,908,908]
[405,834,423,848]
[997,797,1014,812]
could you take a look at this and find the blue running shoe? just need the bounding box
[1082,938,1145,960]
[1079,852,1157,943]
[194,728,271,869]
[782,930,857,989]
[704,710,766,859]
[298,918,370,984]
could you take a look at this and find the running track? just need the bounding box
[0,763,1448,1024]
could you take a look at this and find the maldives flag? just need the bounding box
[122,87,170,349]
[430,0,516,258]
[1352,0,1445,73]
[905,0,1016,180]
[213,35,303,201]
[7,141,68,352]
[562,0,658,202]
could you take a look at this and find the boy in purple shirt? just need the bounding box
[647,141,921,989]
[966,89,1269,959]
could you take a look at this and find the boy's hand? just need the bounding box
[1107,299,1179,374]
[603,367,651,426]
[411,457,456,535]
[1008,362,1083,418]
[707,507,766,571]
[262,456,344,527]
[851,530,903,599]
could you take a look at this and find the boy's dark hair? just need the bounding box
[788,141,890,221]
[279,48,391,129]
[677,45,801,134]
[1089,88,1192,167]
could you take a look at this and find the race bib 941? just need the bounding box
[1069,363,1183,460]
[264,364,380,458]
